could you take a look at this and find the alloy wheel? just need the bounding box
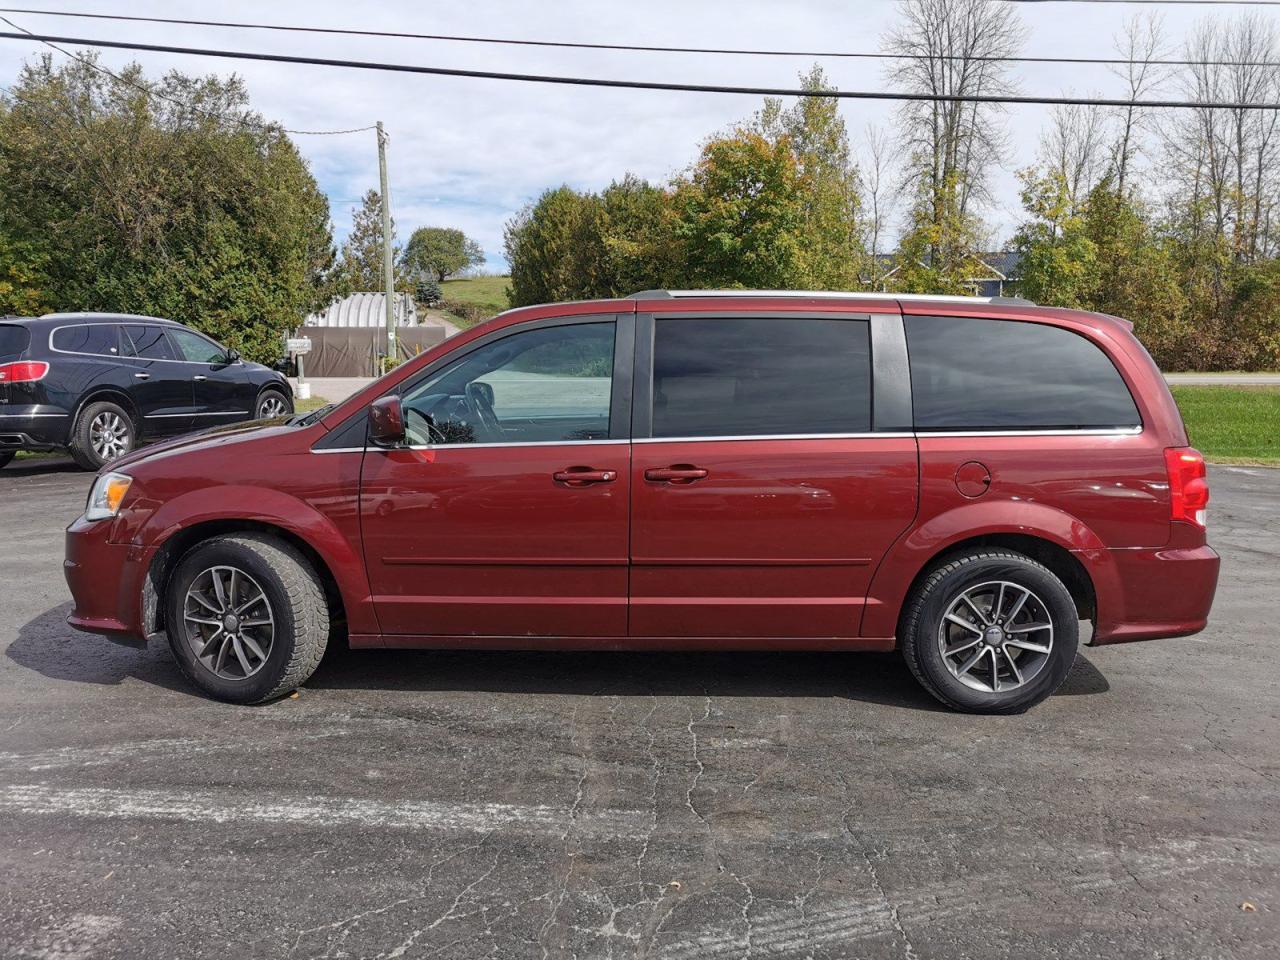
[937,580,1054,693]
[259,394,287,418]
[90,412,130,461]
[183,565,275,681]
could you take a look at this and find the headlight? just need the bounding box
[85,472,133,521]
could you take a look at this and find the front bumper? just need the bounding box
[64,515,155,640]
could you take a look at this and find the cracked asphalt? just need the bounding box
[0,457,1276,959]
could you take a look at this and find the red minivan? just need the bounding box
[63,292,1219,712]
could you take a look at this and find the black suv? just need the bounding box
[0,313,293,471]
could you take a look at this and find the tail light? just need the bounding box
[1165,447,1209,528]
[0,360,49,383]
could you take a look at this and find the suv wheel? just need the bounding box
[69,400,136,471]
[165,534,329,704]
[256,389,292,419]
[900,550,1079,714]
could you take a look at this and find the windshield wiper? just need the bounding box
[290,403,335,427]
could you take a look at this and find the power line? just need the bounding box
[4,29,1280,110]
[2,6,1280,69]
[0,15,375,137]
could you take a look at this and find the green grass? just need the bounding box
[440,275,511,325]
[1171,385,1280,465]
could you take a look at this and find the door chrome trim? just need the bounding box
[144,410,249,419]
[917,426,1143,437]
[634,432,914,443]
[0,411,68,418]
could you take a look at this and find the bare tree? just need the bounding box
[1039,101,1111,212]
[883,0,1025,279]
[1174,14,1280,263]
[1110,13,1169,197]
[858,123,897,287]
[884,0,1025,220]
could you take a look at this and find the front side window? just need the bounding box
[399,321,615,445]
[168,328,228,364]
[651,316,871,438]
[121,325,176,361]
[905,315,1141,431]
[52,324,121,357]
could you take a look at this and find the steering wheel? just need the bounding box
[464,381,503,441]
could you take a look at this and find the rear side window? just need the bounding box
[51,324,121,357]
[651,316,871,438]
[905,315,1141,431]
[0,324,29,359]
[122,324,176,361]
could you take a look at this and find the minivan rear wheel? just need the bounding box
[69,399,136,471]
[165,534,329,704]
[900,550,1079,714]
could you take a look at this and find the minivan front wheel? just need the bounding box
[69,400,136,470]
[900,550,1079,714]
[165,534,329,704]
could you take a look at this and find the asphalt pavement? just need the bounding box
[0,456,1276,959]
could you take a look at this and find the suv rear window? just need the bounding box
[51,324,121,357]
[652,316,871,438]
[0,324,29,360]
[905,315,1141,431]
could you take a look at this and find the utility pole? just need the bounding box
[377,121,396,366]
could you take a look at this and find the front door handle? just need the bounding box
[193,375,208,381]
[644,465,709,484]
[553,467,617,486]
[133,372,150,380]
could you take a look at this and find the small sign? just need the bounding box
[286,337,313,355]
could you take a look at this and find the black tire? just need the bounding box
[0,450,13,470]
[165,534,329,704]
[900,550,1079,714]
[68,399,136,471]
[255,388,293,420]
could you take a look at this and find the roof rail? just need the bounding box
[626,289,1035,306]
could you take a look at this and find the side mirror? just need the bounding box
[368,395,405,446]
[226,348,241,364]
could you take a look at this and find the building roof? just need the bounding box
[304,292,418,328]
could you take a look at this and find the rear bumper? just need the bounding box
[1090,537,1220,645]
[64,515,154,640]
[0,408,71,448]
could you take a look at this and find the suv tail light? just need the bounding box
[1165,447,1209,528]
[0,360,49,383]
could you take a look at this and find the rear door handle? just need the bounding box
[644,465,709,483]
[133,372,150,380]
[553,467,617,486]
[193,375,208,381]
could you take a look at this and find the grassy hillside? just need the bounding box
[440,275,511,327]
[1171,386,1280,465]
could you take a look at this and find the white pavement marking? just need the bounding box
[0,783,650,838]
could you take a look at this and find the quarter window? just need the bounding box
[122,325,177,361]
[399,321,615,445]
[51,324,121,356]
[651,317,871,438]
[905,315,1141,431]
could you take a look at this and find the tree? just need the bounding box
[0,54,336,361]
[883,0,1025,276]
[401,226,485,283]
[333,190,397,294]
[1012,169,1098,308]
[672,129,809,289]
[755,65,865,288]
[504,186,608,306]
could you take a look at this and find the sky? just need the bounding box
[0,0,1258,273]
